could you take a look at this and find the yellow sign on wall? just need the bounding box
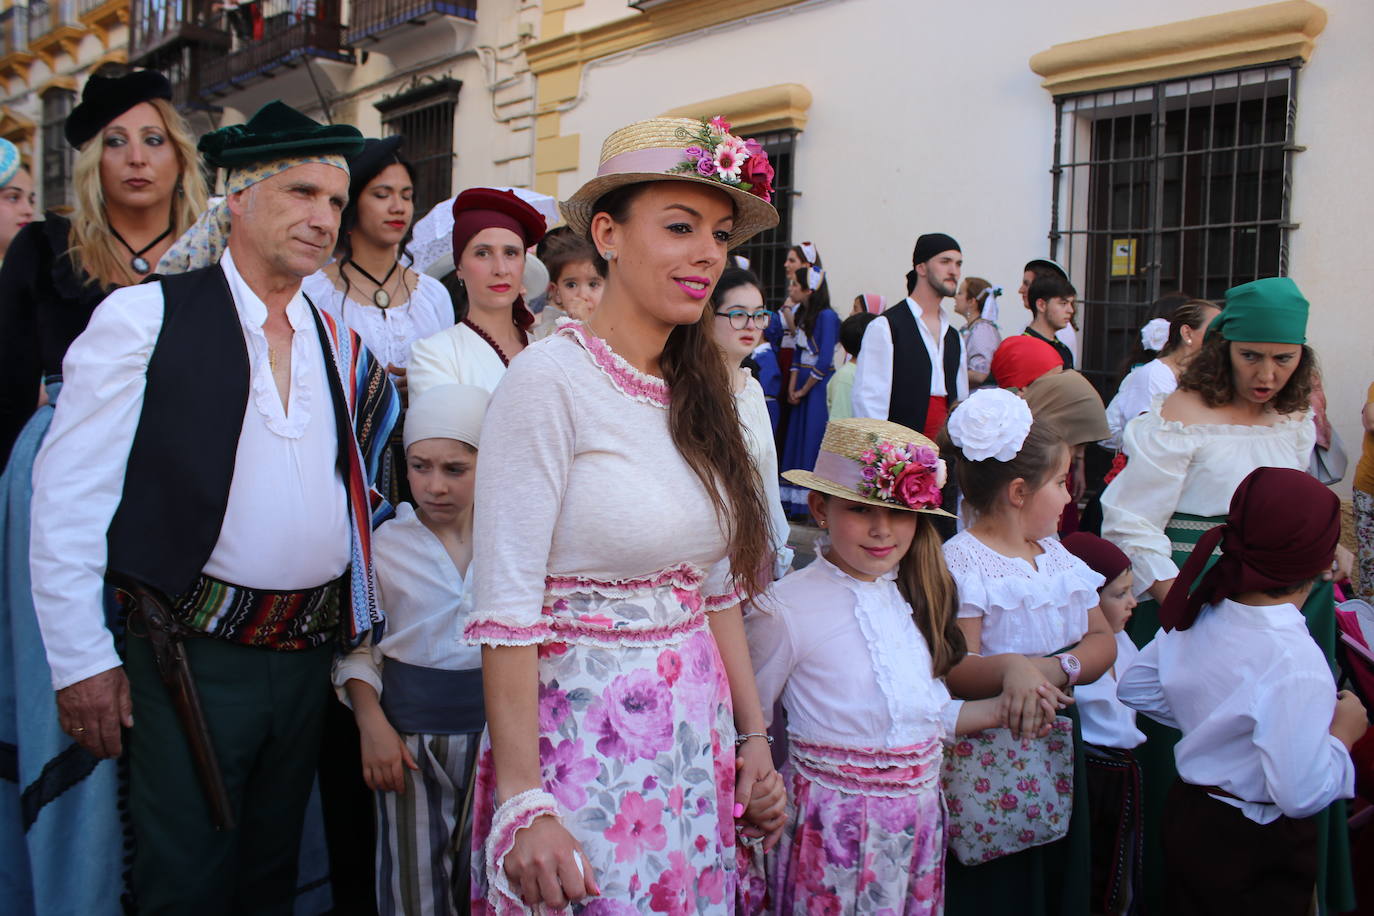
[1111,238,1137,276]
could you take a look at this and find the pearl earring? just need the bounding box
[603,250,616,260]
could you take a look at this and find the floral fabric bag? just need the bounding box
[940,717,1074,865]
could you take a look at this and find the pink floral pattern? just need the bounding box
[471,580,736,916]
[767,741,946,916]
[559,321,671,409]
[939,718,1075,865]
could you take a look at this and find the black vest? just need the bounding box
[105,265,350,598]
[882,300,961,432]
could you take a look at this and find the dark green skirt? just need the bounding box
[1127,512,1354,915]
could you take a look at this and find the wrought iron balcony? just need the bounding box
[200,0,353,97]
[129,0,230,66]
[346,0,475,46]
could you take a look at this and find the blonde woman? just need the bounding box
[0,67,206,915]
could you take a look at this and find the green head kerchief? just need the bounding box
[198,100,365,168]
[1210,276,1309,345]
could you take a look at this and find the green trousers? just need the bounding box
[125,631,334,915]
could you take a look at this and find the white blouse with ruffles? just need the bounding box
[943,531,1104,657]
[746,542,963,748]
[1102,359,1177,451]
[301,270,453,370]
[736,372,794,577]
[1099,398,1315,595]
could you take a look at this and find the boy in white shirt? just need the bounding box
[334,383,490,915]
[1118,466,1367,916]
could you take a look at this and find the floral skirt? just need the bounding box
[471,581,738,916]
[763,739,946,916]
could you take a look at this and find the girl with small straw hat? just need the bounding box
[464,116,786,915]
[747,417,1050,915]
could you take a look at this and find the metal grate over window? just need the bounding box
[729,128,797,306]
[40,87,75,213]
[1049,62,1300,391]
[376,78,461,218]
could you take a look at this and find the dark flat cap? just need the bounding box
[198,100,365,169]
[65,69,174,149]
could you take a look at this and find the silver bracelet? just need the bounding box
[735,731,774,747]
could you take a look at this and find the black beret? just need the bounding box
[198,100,365,169]
[65,69,174,149]
[347,134,405,202]
[911,232,961,267]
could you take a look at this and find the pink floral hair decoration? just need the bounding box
[671,116,775,203]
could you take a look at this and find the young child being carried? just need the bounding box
[746,417,1065,915]
[334,383,491,915]
[1060,531,1146,916]
[532,226,604,339]
[1118,466,1368,916]
[938,388,1117,915]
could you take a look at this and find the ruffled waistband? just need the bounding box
[790,737,942,797]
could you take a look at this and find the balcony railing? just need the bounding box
[129,0,230,65]
[0,7,30,59]
[201,0,352,96]
[346,0,474,45]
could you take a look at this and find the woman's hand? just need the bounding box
[1327,544,1354,583]
[737,756,787,851]
[387,364,408,406]
[503,815,599,909]
[733,737,784,844]
[998,656,1060,740]
[356,707,418,793]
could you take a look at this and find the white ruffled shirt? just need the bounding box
[1101,359,1177,451]
[302,270,453,370]
[943,530,1103,656]
[736,372,793,577]
[333,502,477,704]
[1118,598,1354,823]
[408,321,510,398]
[1075,631,1146,749]
[1100,399,1315,595]
[746,542,963,748]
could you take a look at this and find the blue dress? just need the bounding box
[752,343,782,433]
[779,308,840,516]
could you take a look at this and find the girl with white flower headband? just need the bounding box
[746,417,1054,916]
[939,389,1117,916]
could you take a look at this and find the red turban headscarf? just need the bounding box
[992,336,1063,390]
[451,188,548,334]
[1159,467,1339,631]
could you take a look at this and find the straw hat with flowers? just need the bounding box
[559,116,780,248]
[783,418,954,516]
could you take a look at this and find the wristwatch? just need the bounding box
[1055,653,1082,688]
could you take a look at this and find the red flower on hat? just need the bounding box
[740,150,774,203]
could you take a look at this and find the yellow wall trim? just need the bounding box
[0,105,37,146]
[527,0,806,80]
[1029,0,1327,95]
[662,84,813,135]
[37,75,78,96]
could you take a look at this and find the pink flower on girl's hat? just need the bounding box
[709,115,732,132]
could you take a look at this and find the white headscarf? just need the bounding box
[403,383,491,451]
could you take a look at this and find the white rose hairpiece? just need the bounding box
[947,388,1034,462]
[1141,317,1170,352]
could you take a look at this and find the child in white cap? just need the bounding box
[334,382,490,915]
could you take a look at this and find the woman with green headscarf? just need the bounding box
[1101,275,1354,914]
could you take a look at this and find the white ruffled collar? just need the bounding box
[558,319,670,408]
[810,535,900,585]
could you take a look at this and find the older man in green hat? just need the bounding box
[28,101,398,912]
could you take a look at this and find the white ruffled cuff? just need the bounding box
[484,788,562,916]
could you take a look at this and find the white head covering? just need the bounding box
[403,383,491,451]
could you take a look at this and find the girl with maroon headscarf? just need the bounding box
[409,187,546,397]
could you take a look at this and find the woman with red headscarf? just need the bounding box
[408,188,547,397]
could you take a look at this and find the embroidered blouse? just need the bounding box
[465,321,738,647]
[1099,398,1315,594]
[747,542,963,748]
[301,270,453,370]
[943,530,1103,657]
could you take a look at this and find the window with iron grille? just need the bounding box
[1049,62,1299,392]
[376,78,461,218]
[729,128,797,306]
[41,87,75,212]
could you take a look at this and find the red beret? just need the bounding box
[451,187,547,262]
[1060,532,1131,585]
[992,336,1063,390]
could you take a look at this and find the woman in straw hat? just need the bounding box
[747,417,1021,915]
[463,115,785,914]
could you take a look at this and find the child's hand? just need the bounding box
[999,657,1058,740]
[737,761,787,852]
[357,709,419,793]
[1331,689,1369,750]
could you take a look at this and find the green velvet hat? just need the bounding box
[198,101,365,169]
[1211,276,1309,345]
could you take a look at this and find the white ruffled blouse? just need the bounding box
[943,530,1104,657]
[302,270,454,370]
[1102,359,1177,451]
[736,372,794,577]
[1099,398,1315,594]
[746,541,963,749]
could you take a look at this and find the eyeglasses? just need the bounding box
[714,309,773,330]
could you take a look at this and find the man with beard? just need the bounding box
[851,232,969,440]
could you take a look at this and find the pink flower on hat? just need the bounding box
[709,115,732,133]
[696,156,718,177]
[713,138,748,182]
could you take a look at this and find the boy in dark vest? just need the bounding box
[29,101,397,913]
